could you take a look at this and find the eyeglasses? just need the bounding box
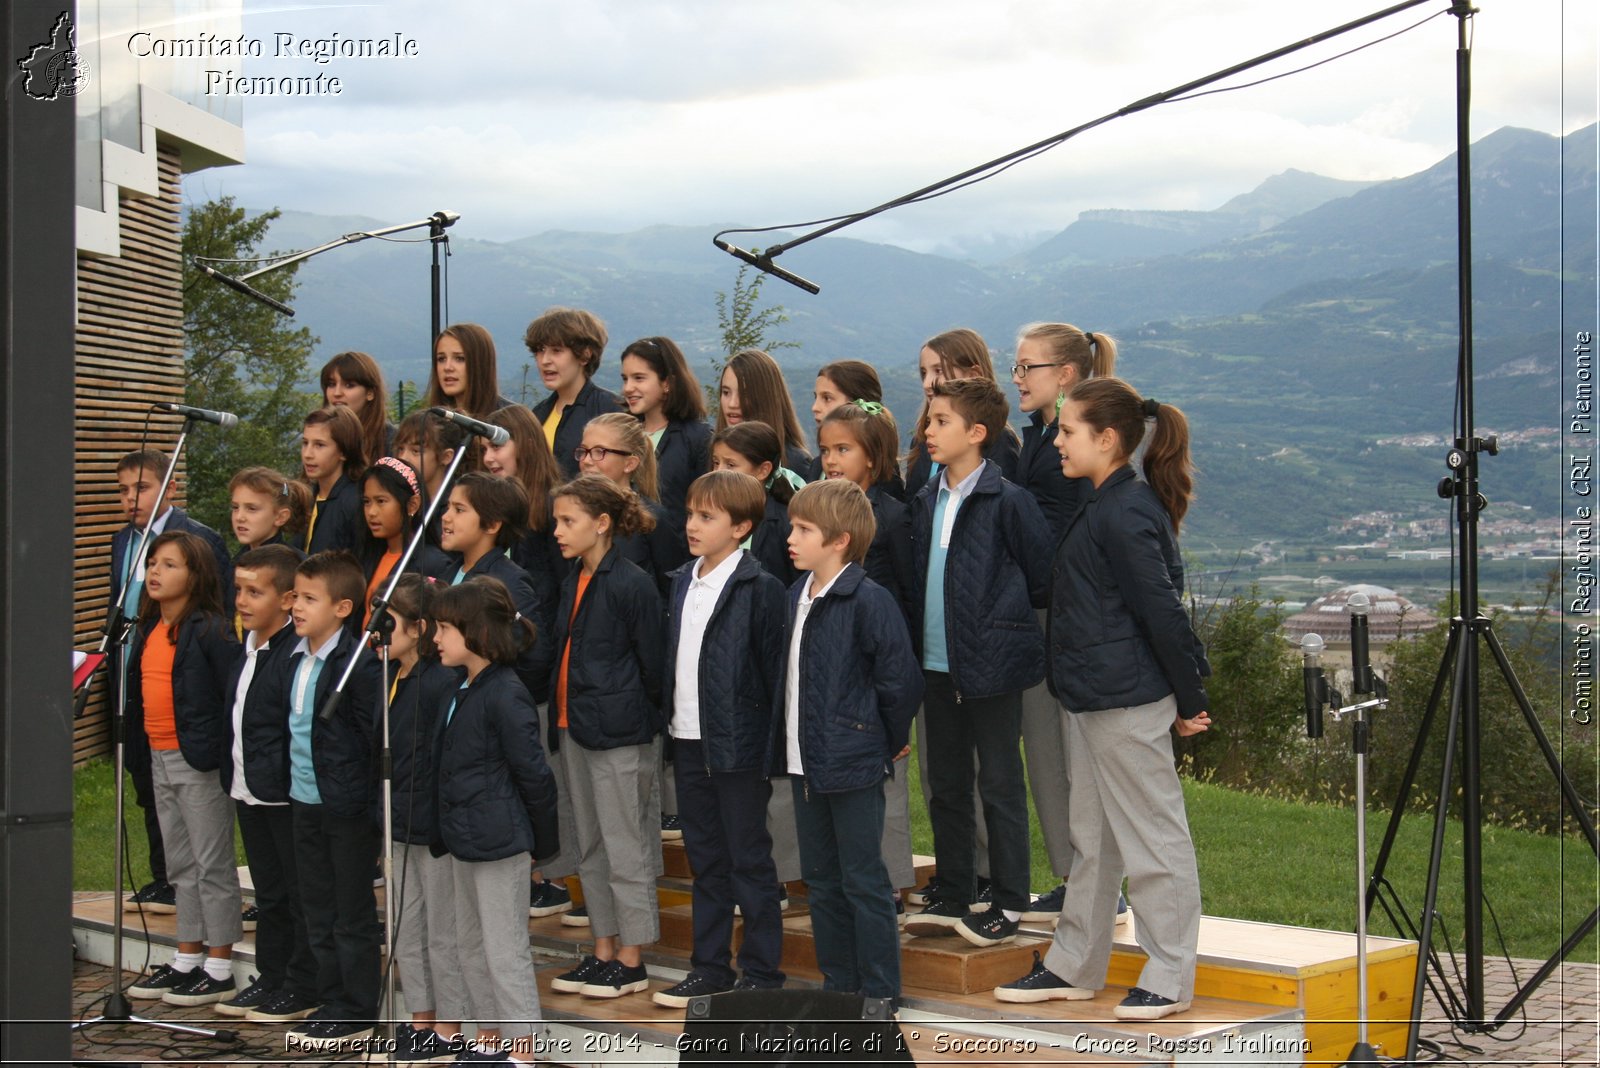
[573,445,628,463]
[1011,362,1056,378]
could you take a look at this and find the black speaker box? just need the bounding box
[677,988,915,1065]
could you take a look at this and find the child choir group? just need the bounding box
[108,306,1213,1063]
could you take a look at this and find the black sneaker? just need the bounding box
[373,863,386,888]
[241,903,259,931]
[394,1022,463,1062]
[245,988,320,1021]
[453,1048,510,1064]
[126,964,196,999]
[127,880,177,914]
[1116,891,1131,925]
[903,898,967,936]
[528,879,573,918]
[652,971,732,1008]
[1114,986,1191,1020]
[580,958,650,999]
[994,951,1096,1003]
[968,876,993,913]
[215,974,276,1017]
[906,875,941,907]
[1021,882,1066,923]
[957,906,1019,947]
[733,976,783,991]
[287,1018,374,1050]
[660,813,684,841]
[549,954,607,994]
[894,894,906,926]
[163,969,237,1006]
[559,904,590,927]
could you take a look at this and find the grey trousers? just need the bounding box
[1022,678,1074,880]
[392,842,467,1019]
[1044,695,1200,1003]
[151,748,242,947]
[452,852,542,1041]
[538,738,579,882]
[562,735,661,946]
[879,758,915,890]
[766,775,801,884]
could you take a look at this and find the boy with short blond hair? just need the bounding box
[772,479,922,1008]
[653,471,788,1006]
[904,377,1051,949]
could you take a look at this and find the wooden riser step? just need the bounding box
[74,893,1309,1066]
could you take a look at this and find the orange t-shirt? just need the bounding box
[140,621,180,751]
[554,571,593,730]
[365,550,402,626]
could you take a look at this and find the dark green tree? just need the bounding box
[182,198,318,533]
[709,255,798,406]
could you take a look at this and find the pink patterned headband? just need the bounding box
[375,455,421,496]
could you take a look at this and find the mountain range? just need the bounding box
[236,123,1596,548]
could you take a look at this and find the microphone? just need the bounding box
[154,402,239,429]
[430,407,510,446]
[196,263,296,317]
[1301,632,1326,739]
[712,238,821,295]
[1348,592,1373,696]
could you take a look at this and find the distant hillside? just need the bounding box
[226,123,1592,545]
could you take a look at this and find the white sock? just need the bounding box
[172,950,204,973]
[1002,909,1022,923]
[203,956,233,981]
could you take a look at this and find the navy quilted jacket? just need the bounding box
[533,379,625,479]
[1017,410,1087,537]
[389,657,464,844]
[766,565,923,793]
[1047,465,1211,719]
[662,551,787,773]
[533,547,665,752]
[277,626,385,819]
[220,620,299,801]
[907,459,1052,698]
[433,662,560,864]
[127,611,239,773]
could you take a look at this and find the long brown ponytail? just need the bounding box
[1067,377,1194,533]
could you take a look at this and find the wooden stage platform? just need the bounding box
[72,843,1418,1065]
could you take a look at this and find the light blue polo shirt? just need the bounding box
[921,463,983,672]
[288,631,342,805]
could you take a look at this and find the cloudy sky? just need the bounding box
[179,0,1597,256]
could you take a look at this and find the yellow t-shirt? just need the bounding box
[542,404,563,450]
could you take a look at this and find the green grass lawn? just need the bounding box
[75,757,1595,962]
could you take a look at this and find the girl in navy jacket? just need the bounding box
[537,475,665,1000]
[300,405,367,555]
[617,336,712,528]
[124,532,243,1005]
[710,421,803,588]
[994,377,1210,1022]
[432,576,558,1059]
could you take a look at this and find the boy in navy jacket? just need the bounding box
[277,552,384,1050]
[770,479,922,1007]
[653,472,788,1007]
[903,378,1051,949]
[215,544,321,1021]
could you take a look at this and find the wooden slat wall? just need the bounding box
[73,142,193,765]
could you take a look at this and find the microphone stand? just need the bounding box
[74,415,227,1042]
[194,210,459,344]
[1301,593,1389,1068]
[318,418,472,1044]
[713,0,1441,292]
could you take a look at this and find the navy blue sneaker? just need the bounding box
[1114,986,1191,1020]
[994,951,1096,1004]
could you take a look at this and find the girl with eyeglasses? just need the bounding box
[1007,322,1124,929]
[575,412,686,596]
